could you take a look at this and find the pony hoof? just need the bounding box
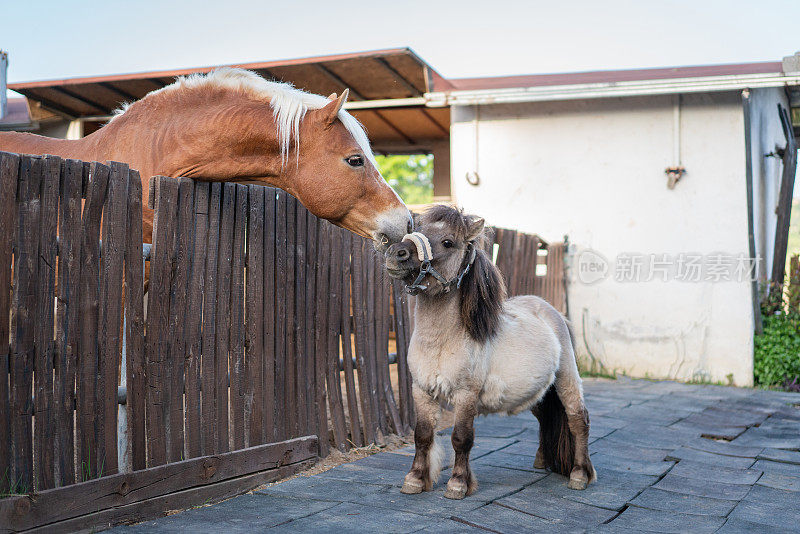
[401,481,424,494]
[533,457,546,469]
[444,486,467,500]
[567,478,587,490]
[568,466,591,490]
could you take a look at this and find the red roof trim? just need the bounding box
[447,62,784,91]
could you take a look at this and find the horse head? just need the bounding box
[288,91,412,247]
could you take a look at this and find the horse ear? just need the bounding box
[327,93,338,100]
[466,216,485,241]
[319,89,349,127]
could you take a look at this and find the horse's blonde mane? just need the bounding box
[112,67,376,167]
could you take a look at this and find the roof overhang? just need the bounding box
[426,72,800,107]
[7,48,450,146]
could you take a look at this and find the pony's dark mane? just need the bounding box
[422,205,506,343]
[460,247,506,343]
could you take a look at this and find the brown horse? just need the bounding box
[385,206,595,499]
[0,68,412,245]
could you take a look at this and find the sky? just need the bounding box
[3,0,800,96]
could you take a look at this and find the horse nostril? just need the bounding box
[397,248,409,260]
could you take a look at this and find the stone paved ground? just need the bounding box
[110,378,800,533]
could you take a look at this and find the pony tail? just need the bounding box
[536,385,575,477]
[460,247,506,343]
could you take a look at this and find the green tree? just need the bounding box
[376,154,433,205]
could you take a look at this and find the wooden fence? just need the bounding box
[0,152,566,532]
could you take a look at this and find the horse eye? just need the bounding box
[346,155,364,167]
[442,239,454,248]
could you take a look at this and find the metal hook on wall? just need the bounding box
[466,104,481,186]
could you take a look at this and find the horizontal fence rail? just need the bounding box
[0,152,565,532]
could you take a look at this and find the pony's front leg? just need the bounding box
[444,390,478,500]
[401,385,442,494]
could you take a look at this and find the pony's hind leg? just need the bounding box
[555,369,596,490]
[401,385,442,494]
[444,389,479,500]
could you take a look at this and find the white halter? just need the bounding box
[400,232,477,295]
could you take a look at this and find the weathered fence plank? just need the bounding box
[145,176,179,467]
[341,231,363,447]
[77,162,109,480]
[326,226,348,451]
[0,152,19,493]
[0,436,318,533]
[274,190,287,442]
[263,188,277,443]
[246,185,265,447]
[165,177,194,463]
[229,184,248,451]
[200,182,222,456]
[33,155,60,490]
[351,237,377,444]
[124,171,146,472]
[214,183,236,453]
[96,161,130,477]
[314,222,331,456]
[284,196,298,438]
[303,209,318,439]
[293,204,308,437]
[184,181,209,460]
[10,156,44,491]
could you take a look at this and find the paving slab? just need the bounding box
[756,471,800,492]
[357,479,520,519]
[497,486,618,526]
[452,503,580,533]
[606,505,725,533]
[313,463,405,484]
[682,437,763,458]
[473,450,543,472]
[590,452,675,476]
[653,473,752,500]
[256,476,393,503]
[590,438,672,462]
[627,486,737,517]
[716,517,795,534]
[664,447,756,469]
[731,427,800,449]
[529,468,658,511]
[269,502,434,533]
[668,420,748,441]
[751,459,800,476]
[758,447,800,465]
[613,404,692,426]
[604,423,698,449]
[442,463,548,487]
[413,519,484,533]
[727,485,800,528]
[107,495,340,533]
[668,459,762,485]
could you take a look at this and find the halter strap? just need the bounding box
[401,232,477,295]
[402,232,433,262]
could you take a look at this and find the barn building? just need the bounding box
[4,48,800,385]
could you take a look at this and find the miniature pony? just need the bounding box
[385,206,595,499]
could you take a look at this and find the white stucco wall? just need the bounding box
[748,87,789,283]
[450,92,757,385]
